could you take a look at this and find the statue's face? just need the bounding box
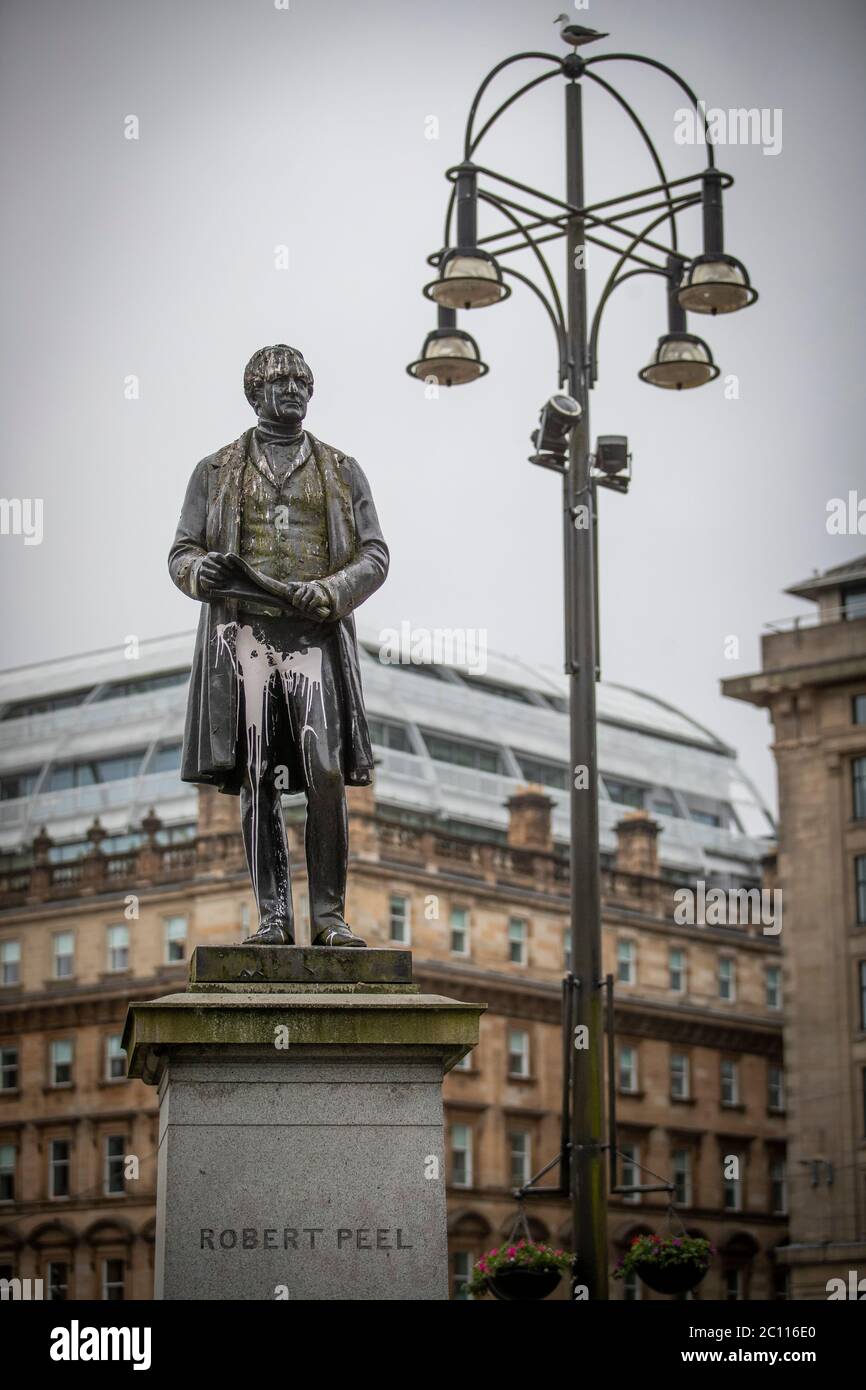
[256,371,311,424]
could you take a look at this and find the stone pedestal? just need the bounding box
[123,946,485,1301]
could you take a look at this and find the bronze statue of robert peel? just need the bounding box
[169,345,389,947]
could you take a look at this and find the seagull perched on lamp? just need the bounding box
[554,15,609,47]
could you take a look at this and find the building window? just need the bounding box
[50,1039,73,1087]
[1,940,20,987]
[854,757,866,821]
[0,769,40,800]
[147,743,182,775]
[514,752,569,790]
[101,1258,125,1301]
[725,1267,743,1299]
[388,895,411,945]
[856,857,866,926]
[105,1035,126,1081]
[768,1064,785,1112]
[451,1250,474,1300]
[718,956,736,1002]
[104,1136,126,1196]
[452,1050,472,1073]
[672,1148,692,1206]
[604,778,645,810]
[450,907,469,956]
[720,1058,740,1106]
[617,939,636,985]
[422,731,503,775]
[843,586,866,622]
[52,932,75,980]
[164,916,187,964]
[765,964,782,1010]
[723,1155,743,1212]
[106,924,129,973]
[0,1046,18,1091]
[770,1158,787,1214]
[509,1130,531,1187]
[450,1124,473,1188]
[94,669,189,703]
[669,947,686,993]
[670,1052,690,1100]
[1,687,91,720]
[508,918,528,966]
[46,1261,69,1300]
[860,961,866,1032]
[618,1045,638,1094]
[46,750,146,792]
[619,1142,640,1204]
[368,718,413,753]
[507,1029,530,1078]
[0,1144,16,1202]
[49,1139,71,1199]
[853,695,866,726]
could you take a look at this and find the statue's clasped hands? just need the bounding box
[198,551,332,619]
[292,581,333,621]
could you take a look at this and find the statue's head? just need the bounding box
[243,344,314,425]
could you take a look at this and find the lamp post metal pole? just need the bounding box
[563,66,609,1301]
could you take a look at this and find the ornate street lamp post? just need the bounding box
[408,21,758,1301]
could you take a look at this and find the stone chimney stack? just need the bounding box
[614,810,660,876]
[506,785,554,852]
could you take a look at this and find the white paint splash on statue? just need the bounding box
[214,623,326,905]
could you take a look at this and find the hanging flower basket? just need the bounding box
[613,1233,713,1296]
[465,1240,572,1300]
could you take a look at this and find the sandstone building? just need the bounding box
[724,555,866,1298]
[0,632,786,1299]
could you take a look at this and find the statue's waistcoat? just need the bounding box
[238,437,331,615]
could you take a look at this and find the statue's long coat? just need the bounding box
[168,429,389,795]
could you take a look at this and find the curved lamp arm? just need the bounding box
[587,199,703,385]
[589,267,668,385]
[477,190,567,341]
[583,69,679,253]
[470,67,562,156]
[464,52,562,156]
[501,265,569,386]
[444,55,562,249]
[595,200,700,311]
[583,52,717,168]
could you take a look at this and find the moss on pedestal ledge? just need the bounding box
[123,990,486,1087]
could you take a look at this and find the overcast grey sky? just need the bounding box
[1,0,864,807]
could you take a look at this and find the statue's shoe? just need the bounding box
[243,920,295,946]
[312,924,367,948]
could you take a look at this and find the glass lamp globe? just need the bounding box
[423,249,511,311]
[406,327,488,386]
[677,254,758,315]
[639,333,720,390]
